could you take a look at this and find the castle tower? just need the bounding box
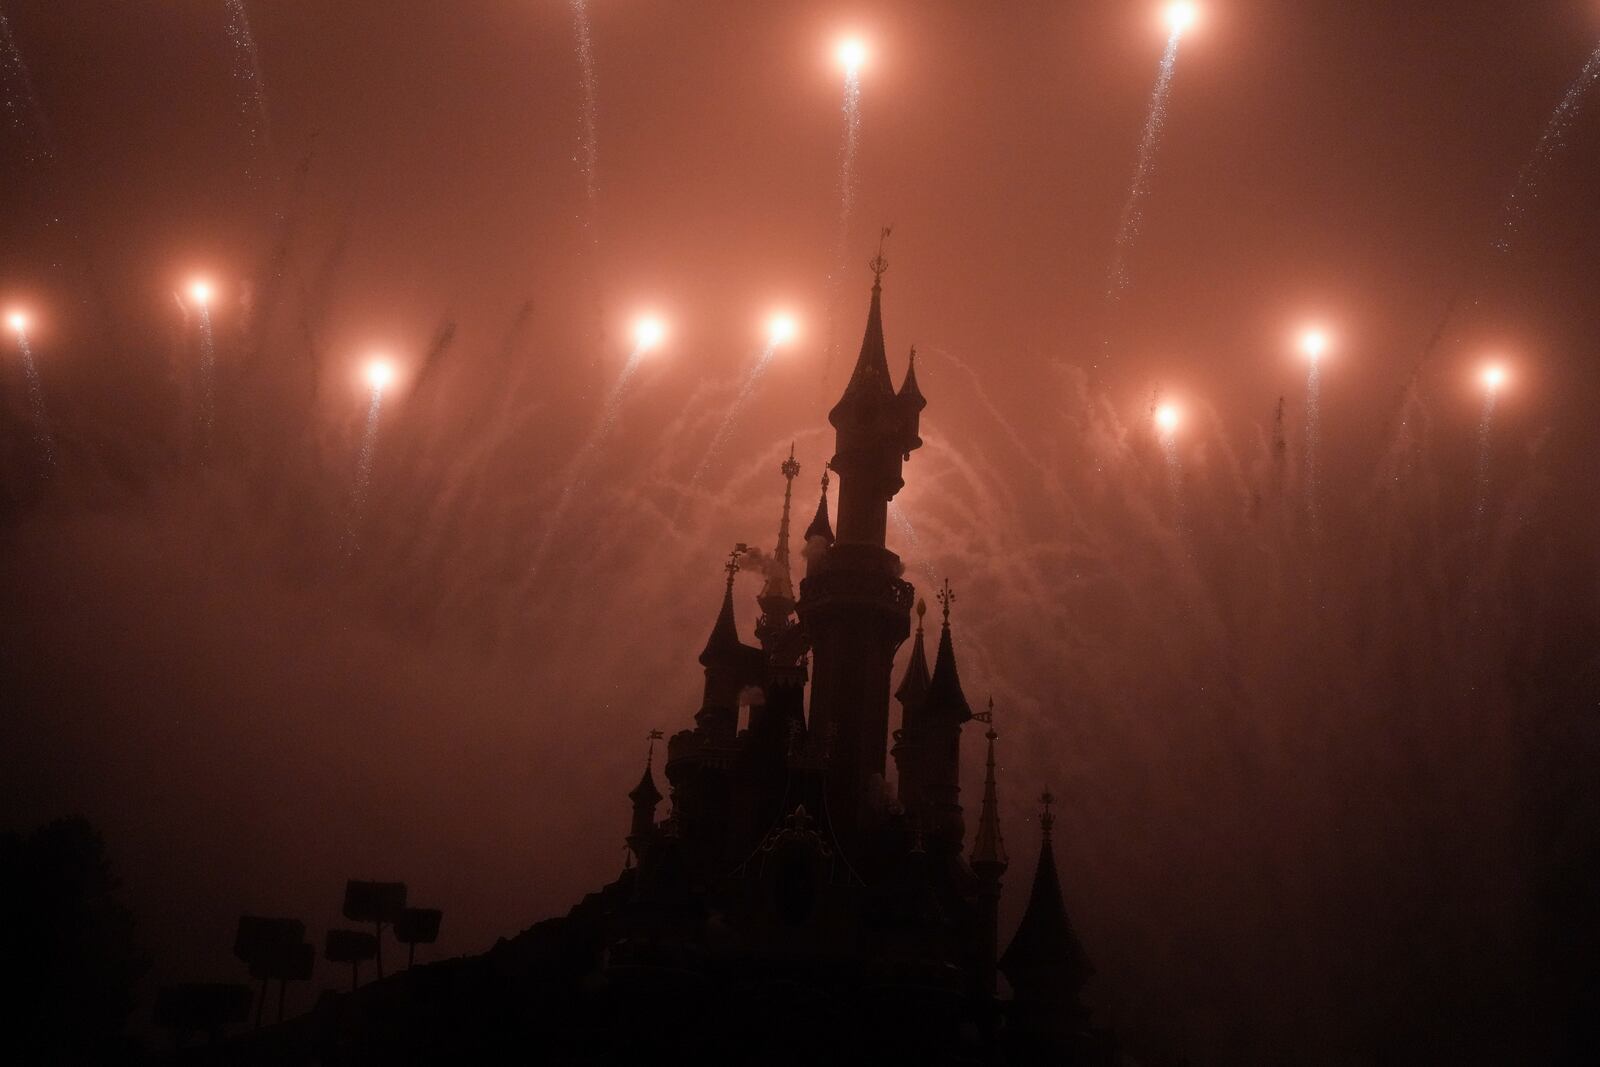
[890,599,931,815]
[797,248,923,845]
[626,731,664,864]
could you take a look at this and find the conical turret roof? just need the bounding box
[999,794,1090,982]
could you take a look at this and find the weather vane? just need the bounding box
[781,442,800,482]
[869,224,893,283]
[936,578,955,624]
[974,695,994,726]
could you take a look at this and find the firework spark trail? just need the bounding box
[1473,390,1498,534]
[685,340,780,496]
[13,328,55,470]
[1107,27,1184,299]
[570,0,600,237]
[521,342,649,586]
[889,501,941,589]
[224,0,272,186]
[1495,42,1600,253]
[0,7,56,164]
[1305,361,1322,529]
[345,386,386,556]
[197,305,217,451]
[823,66,863,380]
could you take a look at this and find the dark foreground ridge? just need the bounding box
[165,269,1112,1066]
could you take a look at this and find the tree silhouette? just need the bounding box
[0,817,147,1062]
[342,880,406,978]
[393,906,443,968]
[324,929,378,991]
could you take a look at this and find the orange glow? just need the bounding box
[1155,403,1181,433]
[634,316,666,351]
[1299,328,1330,362]
[836,38,868,73]
[1165,2,1198,33]
[767,313,798,346]
[366,358,395,391]
[7,311,26,334]
[189,280,213,306]
[1481,363,1507,392]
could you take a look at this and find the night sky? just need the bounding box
[3,2,1599,1062]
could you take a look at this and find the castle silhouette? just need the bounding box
[181,268,1110,1065]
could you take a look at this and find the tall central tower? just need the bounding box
[798,251,925,845]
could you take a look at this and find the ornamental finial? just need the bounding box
[869,225,893,285]
[936,579,955,625]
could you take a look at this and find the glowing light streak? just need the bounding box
[527,320,669,580]
[1473,364,1506,533]
[1299,329,1330,530]
[1108,9,1192,298]
[0,7,56,165]
[8,312,55,470]
[223,0,272,186]
[1496,43,1600,252]
[192,286,217,452]
[346,361,391,557]
[824,38,865,380]
[571,0,600,236]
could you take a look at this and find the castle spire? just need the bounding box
[894,598,931,710]
[998,789,1091,1006]
[803,467,834,546]
[970,700,1007,873]
[758,446,800,613]
[924,580,972,724]
[699,545,747,666]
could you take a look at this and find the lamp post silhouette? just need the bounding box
[233,916,306,1028]
[324,929,378,992]
[153,982,252,1048]
[393,906,443,969]
[342,880,407,978]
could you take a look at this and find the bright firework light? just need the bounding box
[1299,327,1331,530]
[8,308,56,469]
[1106,4,1196,302]
[346,353,396,556]
[1474,361,1509,538]
[633,315,666,354]
[768,313,798,346]
[1154,401,1184,520]
[836,37,868,74]
[366,358,396,392]
[188,280,218,451]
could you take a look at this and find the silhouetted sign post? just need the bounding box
[342,879,406,978]
[153,982,252,1048]
[393,906,443,968]
[233,915,306,1028]
[325,929,378,992]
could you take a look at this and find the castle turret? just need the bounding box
[695,546,758,742]
[797,247,922,846]
[627,732,664,863]
[969,703,1008,996]
[1000,791,1092,1050]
